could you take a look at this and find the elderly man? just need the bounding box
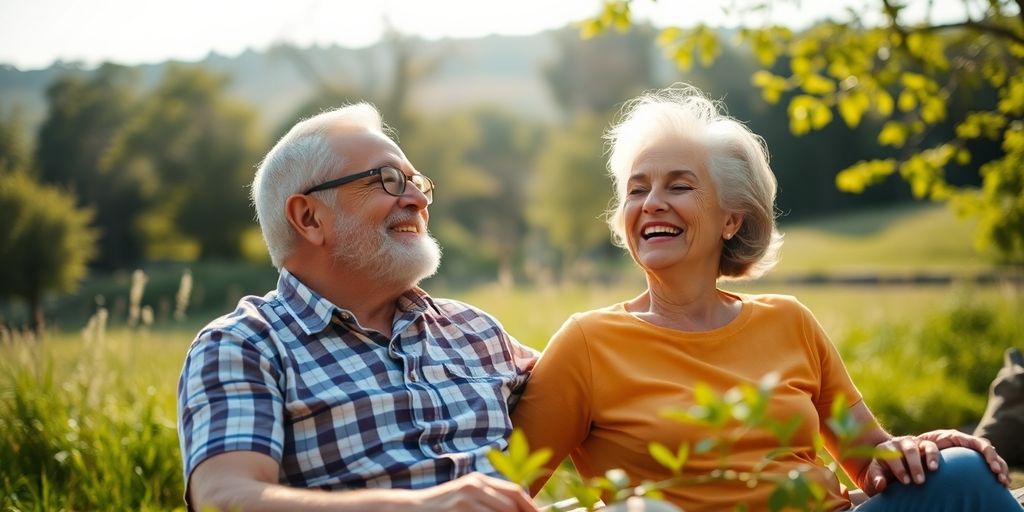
[177,104,539,511]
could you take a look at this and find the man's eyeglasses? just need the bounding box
[303,165,435,204]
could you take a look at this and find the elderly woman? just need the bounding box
[511,84,1020,511]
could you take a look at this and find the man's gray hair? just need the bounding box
[251,103,384,268]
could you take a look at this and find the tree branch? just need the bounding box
[880,0,1024,46]
[911,20,1024,46]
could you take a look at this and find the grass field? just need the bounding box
[772,202,992,276]
[2,203,1022,510]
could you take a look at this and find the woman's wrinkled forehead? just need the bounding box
[614,126,709,187]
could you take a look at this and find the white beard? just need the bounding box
[331,210,441,288]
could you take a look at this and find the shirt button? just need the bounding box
[340,312,351,320]
[409,372,418,382]
[433,442,443,452]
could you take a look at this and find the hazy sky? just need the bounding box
[1,0,974,70]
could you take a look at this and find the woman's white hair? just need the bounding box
[605,83,783,280]
[251,103,385,268]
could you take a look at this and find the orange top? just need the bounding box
[512,292,862,512]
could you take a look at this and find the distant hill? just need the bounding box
[0,33,568,138]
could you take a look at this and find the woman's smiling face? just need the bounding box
[621,134,739,276]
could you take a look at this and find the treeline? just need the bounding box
[1,25,991,291]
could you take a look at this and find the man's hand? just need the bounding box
[411,472,538,512]
[859,429,1011,495]
[191,452,538,512]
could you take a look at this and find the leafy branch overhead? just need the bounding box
[582,0,1024,264]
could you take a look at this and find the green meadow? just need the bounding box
[2,204,1022,510]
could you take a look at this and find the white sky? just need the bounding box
[0,0,978,70]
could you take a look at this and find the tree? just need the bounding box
[0,108,30,175]
[35,64,144,268]
[0,173,97,334]
[544,25,660,115]
[101,65,262,260]
[403,108,543,285]
[527,114,617,279]
[583,0,1024,264]
[463,108,544,285]
[525,26,665,279]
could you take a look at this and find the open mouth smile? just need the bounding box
[641,223,682,240]
[391,225,419,233]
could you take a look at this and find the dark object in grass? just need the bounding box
[974,347,1024,470]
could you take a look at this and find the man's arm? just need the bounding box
[190,451,538,512]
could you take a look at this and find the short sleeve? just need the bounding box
[506,335,540,408]
[511,316,593,495]
[176,327,285,486]
[797,302,863,418]
[479,307,539,405]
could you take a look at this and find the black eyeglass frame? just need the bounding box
[303,165,434,204]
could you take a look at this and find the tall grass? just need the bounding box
[0,331,184,511]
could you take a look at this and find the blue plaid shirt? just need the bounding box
[177,269,536,494]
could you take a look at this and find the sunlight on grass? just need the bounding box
[774,204,989,276]
[0,330,185,511]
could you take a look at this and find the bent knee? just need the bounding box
[929,447,997,486]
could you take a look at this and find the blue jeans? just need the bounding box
[854,447,1022,511]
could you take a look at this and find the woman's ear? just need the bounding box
[724,212,744,240]
[284,194,327,246]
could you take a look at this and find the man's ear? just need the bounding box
[284,194,327,246]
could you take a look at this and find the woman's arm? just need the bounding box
[826,401,1011,496]
[511,317,594,496]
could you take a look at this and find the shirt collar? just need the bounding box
[276,268,431,336]
[277,268,342,335]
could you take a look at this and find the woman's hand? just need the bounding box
[859,429,1010,495]
[914,429,1010,486]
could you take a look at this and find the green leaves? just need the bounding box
[487,429,552,489]
[836,159,897,193]
[801,75,836,95]
[767,470,828,512]
[752,71,789,104]
[787,95,833,135]
[649,442,688,476]
[957,112,1007,140]
[878,121,908,147]
[837,89,871,128]
[658,24,721,71]
[579,0,633,39]
[739,27,792,67]
[898,145,957,200]
[998,74,1024,115]
[895,73,945,124]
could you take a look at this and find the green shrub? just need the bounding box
[842,292,1021,434]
